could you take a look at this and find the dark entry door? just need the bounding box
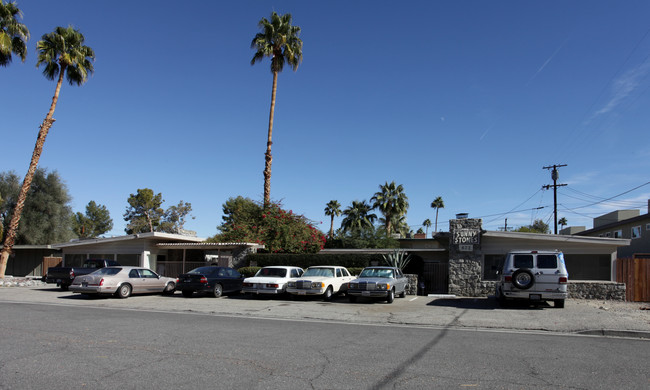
[423,262,448,294]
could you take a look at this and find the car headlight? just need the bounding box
[288,282,296,288]
[377,283,390,290]
[349,283,358,289]
[311,282,324,289]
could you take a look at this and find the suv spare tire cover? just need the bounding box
[511,269,535,290]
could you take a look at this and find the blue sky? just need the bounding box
[3,0,650,238]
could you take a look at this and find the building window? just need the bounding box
[604,232,611,237]
[483,254,505,280]
[632,226,642,239]
[613,230,623,238]
[646,223,650,231]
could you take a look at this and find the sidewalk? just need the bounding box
[2,284,649,338]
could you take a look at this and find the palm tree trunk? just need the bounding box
[263,71,278,206]
[329,215,335,238]
[0,69,63,278]
[435,209,439,232]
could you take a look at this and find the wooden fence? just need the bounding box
[616,257,650,302]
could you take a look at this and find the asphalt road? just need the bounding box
[1,300,649,389]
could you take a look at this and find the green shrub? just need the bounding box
[248,253,384,269]
[238,266,261,278]
[347,267,364,276]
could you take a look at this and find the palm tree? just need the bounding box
[371,181,409,235]
[250,12,303,206]
[558,217,568,230]
[422,218,432,236]
[324,200,341,239]
[430,196,445,232]
[0,0,29,67]
[341,200,376,233]
[0,26,94,278]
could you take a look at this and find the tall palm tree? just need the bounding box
[341,200,376,233]
[371,181,409,235]
[430,196,445,232]
[250,12,303,206]
[558,217,568,230]
[422,218,432,236]
[0,26,94,278]
[0,0,29,67]
[324,200,341,239]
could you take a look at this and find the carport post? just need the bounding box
[182,248,186,273]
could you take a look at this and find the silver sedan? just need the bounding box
[70,266,176,298]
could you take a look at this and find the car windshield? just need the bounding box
[303,268,334,277]
[91,268,121,276]
[359,268,394,278]
[188,266,219,275]
[254,268,287,277]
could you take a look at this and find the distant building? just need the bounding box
[575,200,650,258]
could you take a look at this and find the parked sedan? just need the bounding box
[69,266,177,299]
[347,266,409,303]
[242,266,304,296]
[177,266,243,298]
[286,266,355,301]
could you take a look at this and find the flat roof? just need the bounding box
[51,232,206,249]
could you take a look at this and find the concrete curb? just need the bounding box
[576,329,650,339]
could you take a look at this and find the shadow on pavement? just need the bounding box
[427,297,552,310]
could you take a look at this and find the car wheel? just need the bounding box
[349,295,357,303]
[182,290,193,298]
[399,288,407,298]
[163,282,176,295]
[60,284,69,291]
[323,286,333,301]
[116,284,132,299]
[386,289,395,304]
[511,269,535,290]
[497,288,508,307]
[554,299,565,308]
[212,283,223,298]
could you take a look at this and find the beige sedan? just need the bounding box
[70,266,176,298]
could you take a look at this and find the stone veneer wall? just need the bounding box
[405,274,418,295]
[568,281,626,300]
[448,218,484,296]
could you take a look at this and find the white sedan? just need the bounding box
[242,266,304,296]
[286,266,355,301]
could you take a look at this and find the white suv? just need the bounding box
[495,250,568,308]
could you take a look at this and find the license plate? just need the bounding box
[56,279,62,283]
[362,291,371,296]
[529,294,541,300]
[81,282,88,287]
[298,290,306,295]
[184,279,191,283]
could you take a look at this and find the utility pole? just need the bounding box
[542,164,567,234]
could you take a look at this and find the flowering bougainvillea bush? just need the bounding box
[212,197,326,254]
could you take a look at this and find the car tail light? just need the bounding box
[243,282,253,287]
[505,276,512,282]
[70,270,75,279]
[200,276,208,284]
[99,278,104,286]
[266,284,279,288]
[559,277,568,284]
[176,278,179,283]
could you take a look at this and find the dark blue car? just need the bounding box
[176,266,243,298]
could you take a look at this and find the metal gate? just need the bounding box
[423,262,448,294]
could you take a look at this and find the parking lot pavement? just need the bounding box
[2,286,649,337]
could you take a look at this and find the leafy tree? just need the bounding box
[516,219,551,234]
[1,169,74,245]
[422,218,432,236]
[213,198,325,254]
[1,25,94,277]
[123,189,164,234]
[341,200,377,234]
[0,0,29,67]
[72,201,113,238]
[324,200,341,239]
[251,12,303,205]
[371,181,409,235]
[430,196,445,232]
[159,200,194,233]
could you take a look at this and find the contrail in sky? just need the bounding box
[526,38,569,86]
